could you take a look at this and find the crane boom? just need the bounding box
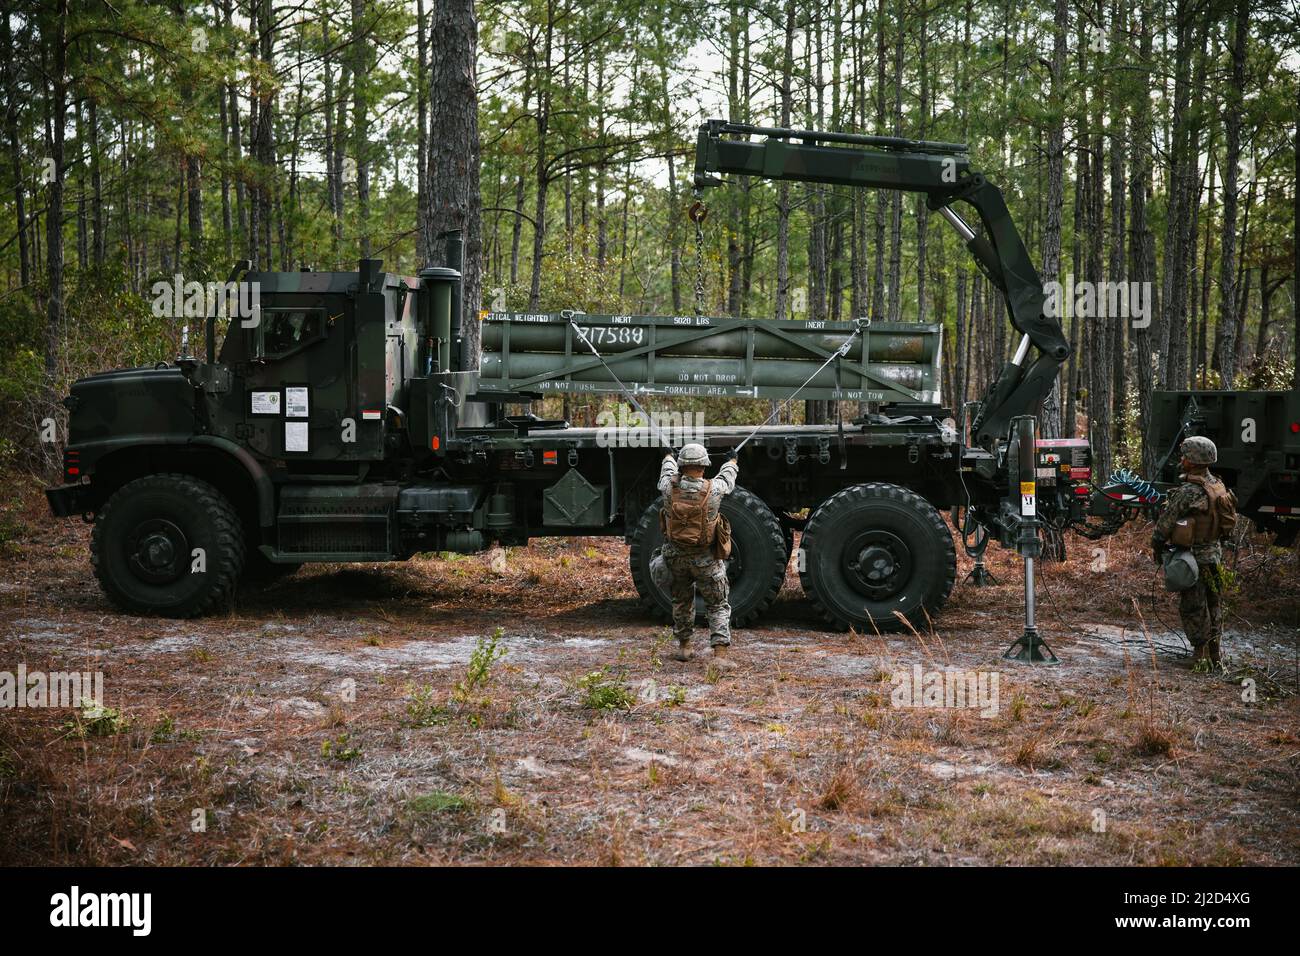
[692,119,1069,449]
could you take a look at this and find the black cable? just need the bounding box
[1034,544,1190,657]
[1145,564,1192,651]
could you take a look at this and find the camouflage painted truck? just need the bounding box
[1148,386,1300,545]
[45,120,1101,630]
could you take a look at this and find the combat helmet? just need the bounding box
[678,443,710,467]
[1181,436,1217,466]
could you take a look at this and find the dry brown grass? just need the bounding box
[816,763,859,812]
[0,477,1297,866]
[1132,722,1176,757]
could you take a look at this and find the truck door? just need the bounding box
[242,304,341,460]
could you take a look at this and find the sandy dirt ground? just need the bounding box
[1,479,1297,866]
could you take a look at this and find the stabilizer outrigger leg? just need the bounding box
[1004,625,1059,664]
[963,525,998,587]
[967,559,998,587]
[1001,415,1060,666]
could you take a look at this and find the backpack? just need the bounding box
[660,478,730,558]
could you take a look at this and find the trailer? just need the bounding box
[1149,387,1300,546]
[45,120,1104,634]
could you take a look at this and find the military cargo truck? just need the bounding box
[45,120,1103,630]
[1150,387,1300,545]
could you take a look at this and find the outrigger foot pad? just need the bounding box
[1002,627,1059,665]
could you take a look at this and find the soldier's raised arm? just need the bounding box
[712,456,739,497]
[658,449,679,497]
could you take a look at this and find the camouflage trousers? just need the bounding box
[653,547,731,646]
[1179,562,1223,648]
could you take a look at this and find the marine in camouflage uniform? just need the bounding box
[1151,436,1237,668]
[655,443,739,666]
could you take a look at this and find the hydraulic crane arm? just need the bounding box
[692,119,1070,449]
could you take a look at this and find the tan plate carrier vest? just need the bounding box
[660,479,732,559]
[1169,474,1237,548]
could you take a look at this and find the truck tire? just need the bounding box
[91,474,245,617]
[628,486,786,627]
[799,482,956,632]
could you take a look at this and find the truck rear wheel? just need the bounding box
[91,474,245,618]
[628,486,786,627]
[799,482,955,632]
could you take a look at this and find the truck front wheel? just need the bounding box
[91,474,245,617]
[628,486,786,627]
[799,482,955,632]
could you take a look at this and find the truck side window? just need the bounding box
[259,309,325,358]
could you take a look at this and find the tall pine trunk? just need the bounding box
[1040,0,1068,438]
[351,0,370,258]
[1216,0,1250,385]
[1130,0,1158,476]
[427,0,483,365]
[3,12,31,287]
[773,0,794,322]
[43,2,68,397]
[416,0,430,265]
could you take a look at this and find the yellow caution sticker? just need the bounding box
[1020,481,1036,517]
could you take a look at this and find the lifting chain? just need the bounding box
[688,199,708,317]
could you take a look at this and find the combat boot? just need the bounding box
[1191,643,1212,672]
[671,639,693,662]
[710,643,737,673]
[1208,638,1222,667]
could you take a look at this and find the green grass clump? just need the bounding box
[576,669,635,711]
[408,791,471,814]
